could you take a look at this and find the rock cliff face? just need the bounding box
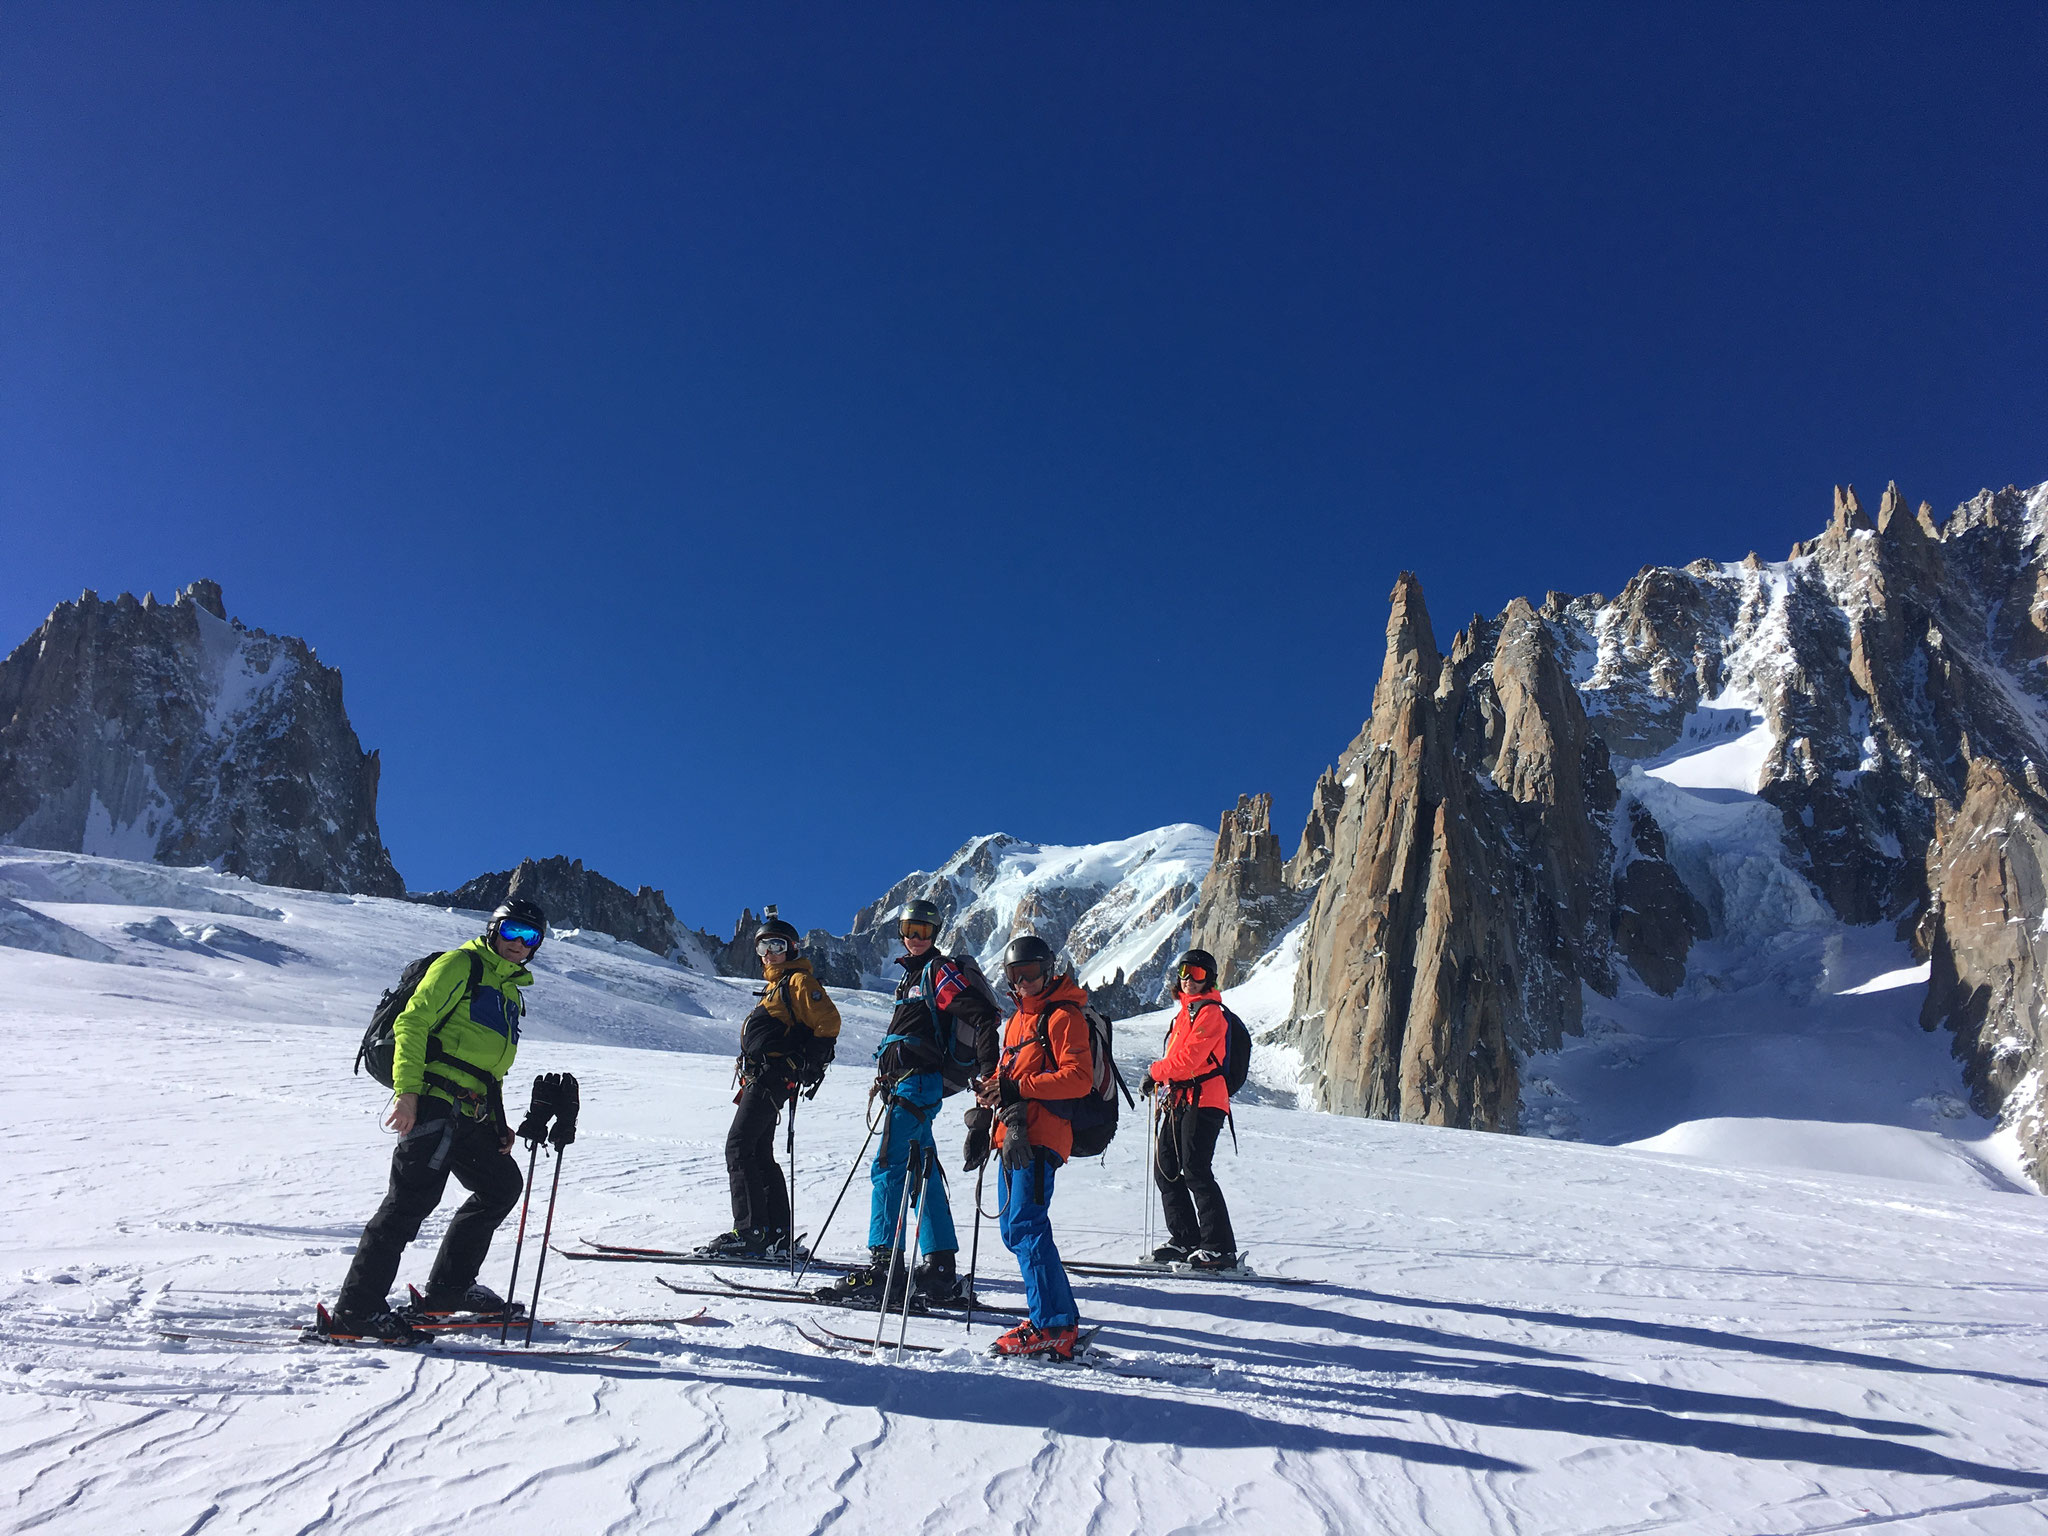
[1188,794,1309,988]
[411,855,689,961]
[1282,479,2048,1184]
[0,582,402,895]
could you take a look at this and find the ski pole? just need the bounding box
[963,1158,988,1337]
[523,1147,565,1346]
[874,1140,921,1350]
[499,1138,542,1342]
[894,1144,928,1360]
[785,1087,799,1282]
[794,1108,880,1288]
[1144,1091,1158,1261]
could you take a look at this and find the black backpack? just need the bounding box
[1189,999,1254,1097]
[1035,995,1134,1159]
[355,950,484,1091]
[936,953,1001,1097]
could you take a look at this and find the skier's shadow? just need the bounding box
[1070,1285,2048,1492]
[1131,1278,2048,1394]
[659,1337,1524,1468]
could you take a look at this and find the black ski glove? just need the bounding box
[997,1103,1032,1172]
[549,1073,581,1148]
[962,1106,992,1172]
[1139,1071,1159,1099]
[799,1041,833,1099]
[515,1076,555,1146]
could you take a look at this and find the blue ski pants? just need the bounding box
[867,1071,959,1255]
[998,1152,1079,1329]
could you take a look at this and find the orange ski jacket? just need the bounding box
[993,976,1095,1162]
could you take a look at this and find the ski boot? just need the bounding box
[912,1250,963,1305]
[1148,1242,1191,1264]
[1187,1249,1242,1273]
[309,1302,424,1346]
[695,1227,773,1259]
[990,1320,1080,1361]
[819,1245,904,1305]
[405,1282,525,1322]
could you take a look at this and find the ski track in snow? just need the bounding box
[3,853,2048,1532]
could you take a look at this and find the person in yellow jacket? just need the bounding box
[699,909,841,1258]
[328,898,545,1342]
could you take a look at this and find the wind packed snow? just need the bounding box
[6,852,2048,1533]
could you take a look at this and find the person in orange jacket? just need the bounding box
[974,933,1093,1360]
[1144,947,1238,1270]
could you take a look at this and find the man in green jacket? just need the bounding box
[327,897,545,1342]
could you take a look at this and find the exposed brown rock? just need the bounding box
[1920,759,2048,1185]
[1289,574,1651,1128]
[1188,792,1308,987]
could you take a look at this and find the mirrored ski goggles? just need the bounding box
[1005,959,1052,987]
[1176,963,1212,986]
[898,920,937,942]
[755,936,791,956]
[498,922,543,947]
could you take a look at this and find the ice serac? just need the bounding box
[410,855,690,961]
[0,582,402,895]
[1187,793,1309,987]
[1919,759,2048,1185]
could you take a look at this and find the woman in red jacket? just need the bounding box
[1145,948,1238,1269]
[975,934,1093,1360]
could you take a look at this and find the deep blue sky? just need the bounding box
[4,4,2044,933]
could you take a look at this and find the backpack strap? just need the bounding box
[1182,998,1231,1086]
[418,952,489,1104]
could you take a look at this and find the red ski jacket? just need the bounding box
[1150,991,1231,1112]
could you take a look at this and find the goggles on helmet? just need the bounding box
[1005,958,1052,988]
[755,935,791,957]
[1176,961,1212,987]
[899,920,937,942]
[498,922,543,947]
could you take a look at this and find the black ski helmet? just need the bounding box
[489,896,548,954]
[1173,948,1219,990]
[1003,933,1058,989]
[900,897,942,932]
[756,907,801,946]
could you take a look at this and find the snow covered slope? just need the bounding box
[7,853,2048,1534]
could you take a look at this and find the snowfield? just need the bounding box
[5,852,2048,1534]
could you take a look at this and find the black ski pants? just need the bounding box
[337,1101,523,1315]
[726,1073,792,1234]
[1156,1103,1236,1254]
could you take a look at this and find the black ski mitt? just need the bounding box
[548,1073,581,1148]
[997,1103,1032,1171]
[514,1077,554,1147]
[962,1106,992,1172]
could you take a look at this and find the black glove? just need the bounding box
[548,1073,580,1148]
[515,1076,555,1146]
[997,1103,1032,1171]
[800,1041,833,1099]
[962,1106,992,1172]
[1139,1071,1158,1098]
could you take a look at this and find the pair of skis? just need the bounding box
[553,1236,856,1274]
[1062,1254,1319,1287]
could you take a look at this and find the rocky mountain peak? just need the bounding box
[0,583,401,895]
[1279,477,2048,1187]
